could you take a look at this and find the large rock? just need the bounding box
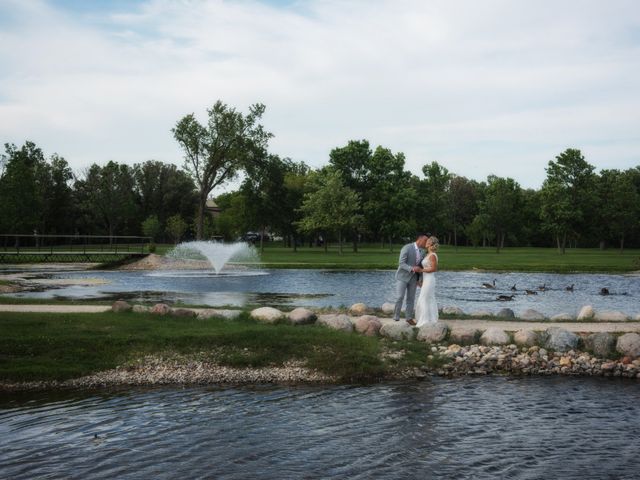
[577,305,594,321]
[442,306,464,316]
[353,315,382,336]
[171,308,197,318]
[381,303,395,315]
[514,329,538,347]
[594,310,630,322]
[288,307,317,325]
[616,333,640,358]
[550,313,574,321]
[585,332,616,358]
[380,322,416,341]
[543,327,580,352]
[520,309,545,321]
[151,303,171,316]
[349,303,370,316]
[480,327,510,346]
[496,308,515,319]
[416,322,448,343]
[111,300,132,313]
[251,307,285,324]
[635,313,640,321]
[449,327,479,345]
[132,305,150,314]
[197,309,241,320]
[317,314,354,332]
[469,309,493,318]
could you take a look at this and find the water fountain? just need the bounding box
[167,241,259,274]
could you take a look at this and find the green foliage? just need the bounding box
[141,215,162,241]
[166,214,188,244]
[481,175,523,252]
[172,100,273,239]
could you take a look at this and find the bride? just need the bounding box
[415,236,439,327]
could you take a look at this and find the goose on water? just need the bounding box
[510,284,517,291]
[565,284,574,292]
[497,294,515,301]
[525,289,537,295]
[482,279,496,289]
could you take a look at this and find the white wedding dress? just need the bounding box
[415,253,438,327]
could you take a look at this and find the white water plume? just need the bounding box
[168,241,259,274]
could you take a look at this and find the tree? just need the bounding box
[141,215,162,242]
[296,170,361,254]
[481,175,523,253]
[172,101,272,240]
[418,161,452,239]
[597,169,639,253]
[166,214,188,244]
[447,175,479,249]
[540,148,595,253]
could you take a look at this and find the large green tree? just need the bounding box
[418,161,452,239]
[597,169,639,252]
[481,175,523,253]
[296,170,361,254]
[172,101,272,240]
[540,148,596,253]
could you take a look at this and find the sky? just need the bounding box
[1,0,639,189]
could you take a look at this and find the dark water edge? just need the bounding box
[1,377,640,479]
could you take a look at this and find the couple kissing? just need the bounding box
[393,232,440,327]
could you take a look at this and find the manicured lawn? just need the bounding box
[0,311,431,383]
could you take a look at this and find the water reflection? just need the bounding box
[1,377,639,479]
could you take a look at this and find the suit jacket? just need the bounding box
[395,242,424,283]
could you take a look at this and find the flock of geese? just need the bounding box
[481,279,611,301]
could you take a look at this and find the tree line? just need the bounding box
[1,100,639,253]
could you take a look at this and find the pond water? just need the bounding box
[5,268,640,317]
[1,377,639,479]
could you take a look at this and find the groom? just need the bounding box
[393,232,430,325]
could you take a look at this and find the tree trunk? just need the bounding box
[352,235,358,253]
[324,233,328,253]
[454,226,458,252]
[292,235,297,252]
[495,230,501,253]
[620,235,624,254]
[599,240,606,251]
[561,232,567,254]
[259,225,265,253]
[196,196,206,240]
[339,231,343,254]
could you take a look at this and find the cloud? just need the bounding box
[0,0,639,188]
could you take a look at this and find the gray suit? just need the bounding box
[393,242,424,321]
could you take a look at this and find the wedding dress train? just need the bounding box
[415,253,438,327]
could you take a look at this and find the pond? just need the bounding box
[1,377,639,479]
[4,268,639,318]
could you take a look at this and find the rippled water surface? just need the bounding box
[6,268,639,317]
[1,377,640,479]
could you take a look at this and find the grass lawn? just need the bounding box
[0,311,434,384]
[220,244,640,272]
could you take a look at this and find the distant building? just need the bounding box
[205,199,222,218]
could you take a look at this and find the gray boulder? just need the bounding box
[112,300,132,313]
[317,314,354,332]
[171,308,197,318]
[449,327,479,345]
[353,315,382,336]
[480,327,510,346]
[594,310,630,322]
[496,308,515,319]
[151,303,171,316]
[416,322,448,343]
[442,306,464,316]
[251,307,285,324]
[514,329,538,347]
[577,305,594,320]
[381,302,395,315]
[132,305,150,314]
[197,309,241,320]
[288,307,317,325]
[520,309,545,321]
[550,313,574,321]
[543,327,580,352]
[380,322,416,341]
[349,303,370,316]
[616,333,640,358]
[584,332,616,358]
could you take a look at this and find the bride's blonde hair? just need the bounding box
[429,236,439,251]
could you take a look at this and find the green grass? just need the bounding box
[237,244,640,272]
[0,311,433,384]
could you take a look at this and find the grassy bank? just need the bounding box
[0,311,434,384]
[244,245,639,272]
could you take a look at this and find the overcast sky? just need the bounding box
[1,0,639,189]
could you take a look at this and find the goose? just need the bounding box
[482,279,496,289]
[600,287,610,296]
[525,289,537,295]
[497,294,515,301]
[510,284,517,291]
[538,283,548,292]
[565,284,574,292]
